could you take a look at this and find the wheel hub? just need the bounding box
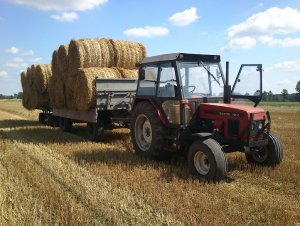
[142,121,152,143]
[194,151,210,175]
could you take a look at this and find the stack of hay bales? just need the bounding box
[20,64,52,110]
[49,38,146,112]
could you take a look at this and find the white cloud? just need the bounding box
[168,7,199,27]
[258,36,300,47]
[31,57,42,62]
[6,0,108,11]
[13,57,24,63]
[0,71,8,78]
[228,7,300,38]
[266,58,300,72]
[263,59,300,93]
[5,62,20,68]
[5,57,28,69]
[6,46,19,54]
[123,26,169,38]
[222,7,300,51]
[51,12,79,22]
[221,37,256,52]
[22,50,34,56]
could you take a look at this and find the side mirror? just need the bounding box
[139,68,145,80]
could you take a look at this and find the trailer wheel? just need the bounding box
[86,122,104,142]
[59,117,72,132]
[245,132,283,166]
[38,113,46,124]
[188,138,227,181]
[131,101,171,160]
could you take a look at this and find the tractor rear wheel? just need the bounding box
[245,132,283,166]
[188,138,227,181]
[130,101,171,160]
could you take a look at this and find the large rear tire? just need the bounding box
[130,101,171,160]
[245,132,283,166]
[188,138,227,181]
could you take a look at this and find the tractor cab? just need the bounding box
[136,53,225,126]
[136,53,263,127]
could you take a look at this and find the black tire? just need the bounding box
[245,132,283,166]
[38,113,46,124]
[188,138,227,181]
[59,117,65,131]
[130,101,171,160]
[86,121,104,142]
[48,115,59,127]
[59,117,72,132]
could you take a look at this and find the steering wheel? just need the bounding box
[188,85,196,93]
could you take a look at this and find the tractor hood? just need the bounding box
[200,103,265,120]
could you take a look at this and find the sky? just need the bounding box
[0,0,300,95]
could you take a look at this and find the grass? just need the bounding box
[0,100,299,225]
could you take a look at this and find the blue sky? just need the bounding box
[0,0,300,95]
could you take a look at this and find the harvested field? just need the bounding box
[0,100,299,225]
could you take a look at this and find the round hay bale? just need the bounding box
[49,76,66,109]
[57,45,69,82]
[110,40,146,69]
[65,75,76,110]
[51,50,59,78]
[72,67,121,112]
[48,76,56,106]
[35,64,52,93]
[21,71,30,109]
[118,68,138,79]
[68,38,115,73]
[28,86,38,110]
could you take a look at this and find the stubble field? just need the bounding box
[0,100,299,225]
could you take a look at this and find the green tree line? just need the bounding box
[0,92,23,99]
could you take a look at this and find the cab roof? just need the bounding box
[140,53,221,65]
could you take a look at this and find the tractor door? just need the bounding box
[231,64,263,106]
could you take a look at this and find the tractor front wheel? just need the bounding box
[245,132,283,166]
[188,138,228,181]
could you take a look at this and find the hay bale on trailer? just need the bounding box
[35,64,52,93]
[71,67,121,112]
[48,76,66,109]
[110,40,146,69]
[68,38,115,72]
[21,64,52,110]
[118,68,138,79]
[21,71,30,109]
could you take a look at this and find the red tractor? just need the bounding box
[130,53,283,181]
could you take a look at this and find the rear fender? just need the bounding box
[132,97,168,127]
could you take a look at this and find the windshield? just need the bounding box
[179,62,224,98]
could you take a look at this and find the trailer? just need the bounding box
[37,53,283,181]
[39,78,137,141]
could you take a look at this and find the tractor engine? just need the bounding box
[199,103,268,148]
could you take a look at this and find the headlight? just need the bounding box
[257,121,263,130]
